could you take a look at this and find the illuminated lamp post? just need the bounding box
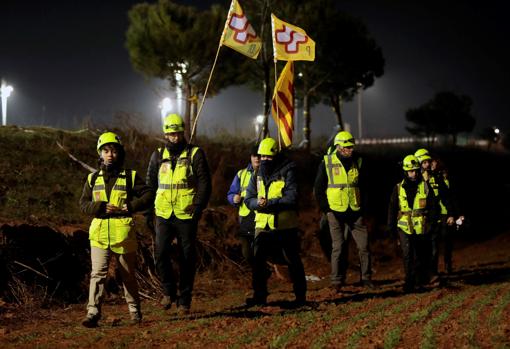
[1,80,14,126]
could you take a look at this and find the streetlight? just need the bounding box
[1,80,14,126]
[356,82,363,139]
[254,114,264,138]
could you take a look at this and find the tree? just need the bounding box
[406,91,476,145]
[238,0,384,149]
[125,0,244,138]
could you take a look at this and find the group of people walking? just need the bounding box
[79,113,462,327]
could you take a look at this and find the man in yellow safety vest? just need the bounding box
[244,138,307,307]
[80,132,153,327]
[387,155,438,293]
[146,113,211,314]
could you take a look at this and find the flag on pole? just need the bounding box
[271,61,294,147]
[221,0,261,59]
[271,14,315,62]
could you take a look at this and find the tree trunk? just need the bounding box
[184,82,192,140]
[190,84,198,142]
[330,94,344,129]
[303,92,311,151]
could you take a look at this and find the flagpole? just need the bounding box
[190,0,236,143]
[189,42,222,143]
[273,60,282,151]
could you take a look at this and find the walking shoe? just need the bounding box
[245,296,267,307]
[176,305,190,315]
[293,296,307,307]
[129,311,142,325]
[81,314,100,328]
[160,295,173,310]
[362,280,376,290]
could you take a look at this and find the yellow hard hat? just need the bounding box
[258,138,278,156]
[334,131,355,147]
[402,155,420,171]
[414,148,431,163]
[97,132,122,154]
[163,113,185,133]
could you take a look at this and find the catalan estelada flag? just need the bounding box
[221,0,261,59]
[271,14,315,61]
[271,61,294,147]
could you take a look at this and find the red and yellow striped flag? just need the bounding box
[271,61,294,147]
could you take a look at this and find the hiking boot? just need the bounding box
[81,314,100,328]
[362,280,376,290]
[160,295,173,310]
[129,311,142,325]
[245,296,267,307]
[331,281,345,293]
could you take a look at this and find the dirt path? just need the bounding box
[1,233,510,348]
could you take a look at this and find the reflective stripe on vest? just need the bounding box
[155,146,199,220]
[324,154,361,212]
[397,180,429,235]
[254,175,297,230]
[238,168,252,217]
[87,169,137,254]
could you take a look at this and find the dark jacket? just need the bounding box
[80,167,154,218]
[146,142,211,215]
[313,152,369,218]
[425,169,457,217]
[227,163,256,235]
[244,155,298,214]
[387,175,439,233]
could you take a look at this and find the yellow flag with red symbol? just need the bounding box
[271,61,294,147]
[221,0,261,59]
[271,14,315,61]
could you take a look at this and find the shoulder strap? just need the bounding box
[89,170,100,189]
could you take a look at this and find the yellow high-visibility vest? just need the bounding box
[155,146,199,220]
[254,175,298,230]
[428,175,449,215]
[397,180,429,235]
[237,168,253,217]
[324,154,361,212]
[88,169,137,254]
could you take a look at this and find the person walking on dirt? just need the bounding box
[146,113,211,314]
[244,137,307,306]
[415,148,459,276]
[314,131,374,291]
[388,155,439,293]
[80,132,154,327]
[227,144,260,265]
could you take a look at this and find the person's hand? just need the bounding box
[446,216,455,225]
[106,203,125,214]
[257,197,267,208]
[233,194,241,204]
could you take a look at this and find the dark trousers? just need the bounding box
[155,215,197,307]
[252,229,307,300]
[327,212,372,284]
[431,216,454,274]
[398,230,431,288]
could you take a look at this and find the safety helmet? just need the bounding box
[414,148,431,163]
[163,113,185,133]
[258,138,278,156]
[334,131,355,148]
[402,155,421,171]
[97,132,122,154]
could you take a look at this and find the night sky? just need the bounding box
[1,0,509,139]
